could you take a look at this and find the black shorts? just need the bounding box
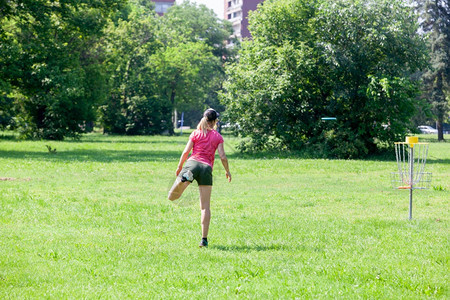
[178,159,213,186]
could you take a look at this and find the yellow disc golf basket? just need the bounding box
[391,136,432,220]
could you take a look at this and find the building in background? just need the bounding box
[151,0,175,15]
[224,0,264,41]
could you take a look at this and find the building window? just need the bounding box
[155,2,173,14]
[228,14,232,19]
[228,1,231,8]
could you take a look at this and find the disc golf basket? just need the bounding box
[391,137,432,219]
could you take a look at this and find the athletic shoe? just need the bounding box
[199,239,208,248]
[181,170,193,182]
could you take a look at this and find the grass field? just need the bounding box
[0,132,448,298]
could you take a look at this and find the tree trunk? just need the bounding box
[169,89,176,135]
[435,72,445,141]
[437,119,444,141]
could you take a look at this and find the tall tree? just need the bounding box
[415,0,449,140]
[0,0,125,139]
[99,1,233,135]
[155,1,234,132]
[0,1,21,130]
[148,41,218,134]
[160,0,235,64]
[221,0,428,157]
[315,0,428,155]
[99,1,171,135]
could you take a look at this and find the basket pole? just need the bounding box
[409,144,414,220]
[392,137,431,220]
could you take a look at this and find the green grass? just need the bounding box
[0,133,448,298]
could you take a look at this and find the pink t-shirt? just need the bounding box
[188,129,224,168]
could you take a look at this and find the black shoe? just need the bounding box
[181,170,193,182]
[199,239,208,248]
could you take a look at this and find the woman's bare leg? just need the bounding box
[199,185,212,238]
[168,178,190,201]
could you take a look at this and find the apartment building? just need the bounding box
[151,0,175,15]
[224,0,264,40]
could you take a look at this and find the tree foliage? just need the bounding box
[99,0,233,135]
[155,1,235,131]
[160,0,236,62]
[0,0,126,139]
[99,1,171,135]
[0,0,233,138]
[221,0,428,158]
[148,42,218,133]
[414,0,449,140]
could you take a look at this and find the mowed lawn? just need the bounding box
[0,132,448,299]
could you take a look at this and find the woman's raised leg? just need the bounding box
[168,178,190,201]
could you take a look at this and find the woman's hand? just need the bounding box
[226,171,232,182]
[176,166,183,176]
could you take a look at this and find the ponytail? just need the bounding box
[197,117,218,136]
[197,117,209,136]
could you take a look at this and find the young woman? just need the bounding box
[168,108,231,248]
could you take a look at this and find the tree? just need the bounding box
[160,0,236,64]
[0,0,125,139]
[221,0,428,158]
[315,0,428,156]
[148,42,219,134]
[415,0,449,140]
[99,1,172,135]
[99,1,233,135]
[154,1,234,133]
[0,2,22,130]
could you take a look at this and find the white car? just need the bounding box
[418,125,438,134]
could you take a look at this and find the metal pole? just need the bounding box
[180,112,184,135]
[409,145,414,220]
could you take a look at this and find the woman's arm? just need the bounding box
[176,139,194,176]
[217,143,231,182]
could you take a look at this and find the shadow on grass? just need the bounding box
[0,134,185,145]
[419,158,450,165]
[212,244,287,252]
[1,132,448,164]
[226,149,397,161]
[2,148,448,165]
[64,138,185,145]
[227,149,449,164]
[0,149,180,163]
[0,135,17,141]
